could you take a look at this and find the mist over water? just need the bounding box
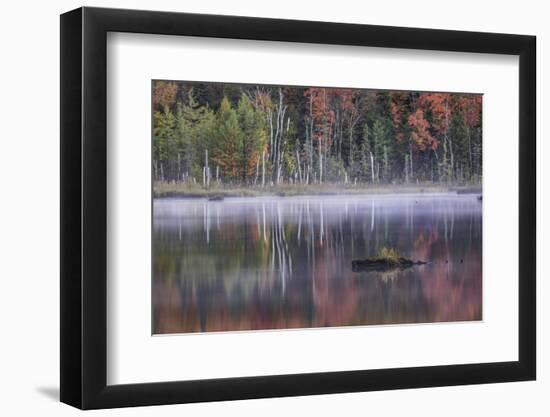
[153,194,482,334]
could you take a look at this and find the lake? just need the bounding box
[153,193,482,334]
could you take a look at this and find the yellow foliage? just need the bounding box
[377,247,401,264]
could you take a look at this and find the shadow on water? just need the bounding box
[153,194,482,334]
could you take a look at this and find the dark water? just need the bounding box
[153,194,482,334]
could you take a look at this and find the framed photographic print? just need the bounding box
[60,6,536,409]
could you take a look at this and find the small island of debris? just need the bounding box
[352,247,427,272]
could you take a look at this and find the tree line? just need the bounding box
[152,81,482,187]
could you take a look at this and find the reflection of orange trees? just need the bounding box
[152,197,482,333]
[420,249,482,322]
[310,243,360,327]
[413,228,439,264]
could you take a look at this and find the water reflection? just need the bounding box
[153,194,482,334]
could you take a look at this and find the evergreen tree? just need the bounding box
[211,97,242,181]
[152,81,482,188]
[176,90,215,181]
[153,106,177,181]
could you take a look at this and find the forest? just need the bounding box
[152,80,482,194]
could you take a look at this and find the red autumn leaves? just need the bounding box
[390,92,481,152]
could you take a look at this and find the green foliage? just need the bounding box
[211,97,243,181]
[371,119,392,181]
[236,94,267,181]
[177,91,215,180]
[152,81,482,187]
[153,106,177,180]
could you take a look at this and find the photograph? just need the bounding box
[152,80,483,334]
[0,0,542,413]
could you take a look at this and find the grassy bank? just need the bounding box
[153,181,482,198]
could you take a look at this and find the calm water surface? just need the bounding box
[153,194,482,334]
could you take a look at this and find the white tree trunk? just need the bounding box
[409,141,414,181]
[369,151,375,184]
[254,158,259,185]
[262,150,266,187]
[319,144,323,185]
[296,149,302,184]
[205,149,209,188]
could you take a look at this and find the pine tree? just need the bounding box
[151,81,482,188]
[211,97,243,181]
[237,94,268,183]
[176,89,215,181]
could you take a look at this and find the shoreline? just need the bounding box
[153,183,482,199]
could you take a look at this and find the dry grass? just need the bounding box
[152,181,463,198]
[375,247,402,265]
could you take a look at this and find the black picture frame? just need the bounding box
[60,6,536,410]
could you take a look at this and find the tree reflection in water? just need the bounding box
[152,194,482,334]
